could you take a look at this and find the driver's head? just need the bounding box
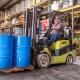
[54,16,60,24]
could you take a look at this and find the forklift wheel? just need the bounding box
[66,55,73,65]
[36,53,50,69]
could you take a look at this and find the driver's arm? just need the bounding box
[52,23,63,31]
[52,27,61,30]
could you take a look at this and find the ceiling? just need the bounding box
[0,0,20,10]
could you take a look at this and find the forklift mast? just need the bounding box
[25,7,44,65]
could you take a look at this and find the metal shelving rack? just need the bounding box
[0,0,80,38]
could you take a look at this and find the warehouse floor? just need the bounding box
[0,57,80,80]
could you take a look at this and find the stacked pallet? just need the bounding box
[75,38,80,56]
[76,43,80,56]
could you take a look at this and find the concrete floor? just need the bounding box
[73,56,80,66]
[0,57,80,80]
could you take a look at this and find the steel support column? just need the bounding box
[72,9,74,38]
[47,0,51,47]
[9,28,13,35]
[48,0,50,11]
[72,0,74,38]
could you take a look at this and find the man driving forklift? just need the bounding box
[28,7,76,68]
[48,16,63,47]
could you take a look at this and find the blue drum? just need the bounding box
[0,34,13,69]
[13,36,31,67]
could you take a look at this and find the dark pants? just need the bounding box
[48,33,61,47]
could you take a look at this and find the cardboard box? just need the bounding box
[78,0,80,3]
[51,1,63,10]
[36,0,42,4]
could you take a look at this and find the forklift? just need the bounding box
[25,7,76,69]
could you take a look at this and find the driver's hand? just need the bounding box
[50,31,52,34]
[51,27,54,30]
[51,27,53,29]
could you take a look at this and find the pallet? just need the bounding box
[76,43,80,56]
[76,53,80,56]
[0,65,34,73]
[76,43,80,48]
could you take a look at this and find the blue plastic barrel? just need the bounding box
[0,34,13,69]
[13,36,31,67]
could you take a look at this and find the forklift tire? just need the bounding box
[66,55,73,65]
[36,53,50,69]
